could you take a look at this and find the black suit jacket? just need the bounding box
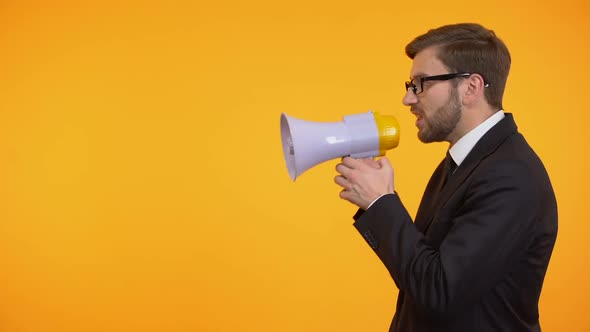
[353,114,558,332]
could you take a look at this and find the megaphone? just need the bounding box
[280,111,400,181]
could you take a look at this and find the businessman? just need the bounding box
[334,23,558,332]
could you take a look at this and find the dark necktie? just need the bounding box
[443,152,457,187]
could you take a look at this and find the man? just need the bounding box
[334,23,558,332]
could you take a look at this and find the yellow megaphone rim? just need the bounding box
[373,112,400,155]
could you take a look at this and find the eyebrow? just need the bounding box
[410,72,429,79]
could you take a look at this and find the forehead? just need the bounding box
[410,47,449,78]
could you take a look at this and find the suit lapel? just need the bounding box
[414,158,447,232]
[415,113,519,234]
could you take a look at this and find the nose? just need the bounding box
[402,89,418,106]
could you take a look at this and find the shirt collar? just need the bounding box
[449,110,505,167]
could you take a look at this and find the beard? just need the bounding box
[416,88,462,143]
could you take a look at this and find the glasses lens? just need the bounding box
[405,80,419,94]
[411,78,421,94]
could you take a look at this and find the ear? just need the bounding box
[462,73,486,106]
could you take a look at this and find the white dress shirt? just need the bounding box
[448,110,505,168]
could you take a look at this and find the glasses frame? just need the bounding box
[405,72,488,95]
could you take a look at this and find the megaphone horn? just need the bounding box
[280,111,400,181]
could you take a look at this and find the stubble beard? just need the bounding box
[417,88,462,143]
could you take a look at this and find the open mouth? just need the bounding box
[412,110,424,128]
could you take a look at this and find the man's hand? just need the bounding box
[334,156,394,210]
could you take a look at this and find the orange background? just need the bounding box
[0,0,587,331]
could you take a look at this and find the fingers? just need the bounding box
[335,162,351,179]
[334,175,350,190]
[335,176,358,205]
[341,156,363,169]
[337,157,375,177]
[336,157,359,180]
[339,188,353,201]
[336,156,387,182]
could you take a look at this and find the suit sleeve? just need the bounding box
[353,160,539,318]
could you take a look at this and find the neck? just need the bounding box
[447,105,498,146]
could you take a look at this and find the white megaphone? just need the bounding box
[280,111,400,181]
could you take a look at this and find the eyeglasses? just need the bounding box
[405,73,488,95]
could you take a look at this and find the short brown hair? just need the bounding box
[405,23,511,109]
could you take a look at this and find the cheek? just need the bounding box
[420,95,445,119]
[420,102,435,120]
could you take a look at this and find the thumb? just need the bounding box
[378,157,392,169]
